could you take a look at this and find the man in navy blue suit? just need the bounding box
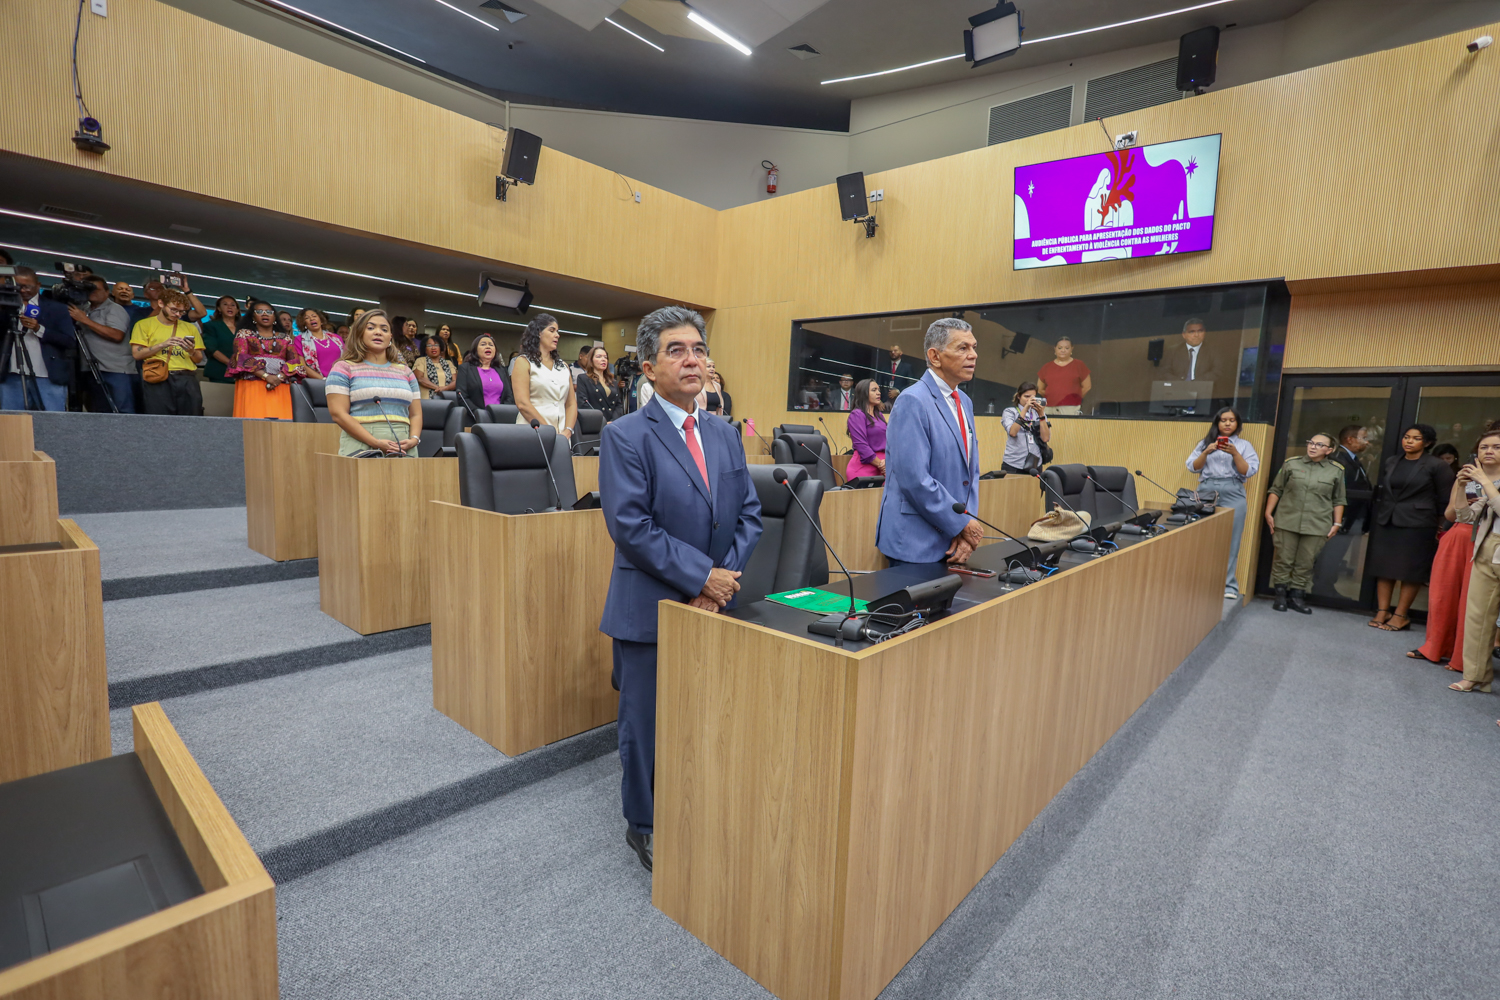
[1,267,76,411]
[598,305,763,871]
[876,318,983,565]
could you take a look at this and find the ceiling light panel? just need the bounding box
[686,10,751,55]
[688,0,831,48]
[260,0,426,61]
[530,0,623,31]
[431,0,500,30]
[605,17,664,50]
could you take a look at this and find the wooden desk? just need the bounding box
[243,420,340,562]
[653,512,1233,1000]
[315,455,459,634]
[0,519,107,785]
[977,474,1043,539]
[0,703,277,999]
[819,487,884,572]
[0,414,59,549]
[429,502,617,756]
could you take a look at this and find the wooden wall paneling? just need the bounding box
[0,519,107,784]
[0,705,277,1000]
[654,606,856,1000]
[0,451,59,548]
[819,487,884,572]
[243,421,340,562]
[430,501,616,756]
[573,455,599,498]
[0,414,35,462]
[976,475,1043,539]
[1285,281,1500,371]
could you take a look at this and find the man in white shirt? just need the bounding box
[824,374,855,411]
[1164,317,1224,386]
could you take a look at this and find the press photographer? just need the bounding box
[68,274,137,413]
[1000,381,1052,476]
[0,266,77,411]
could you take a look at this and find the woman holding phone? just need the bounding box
[1448,422,1500,693]
[1000,382,1050,476]
[1187,407,1260,601]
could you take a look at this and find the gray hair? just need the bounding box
[1182,317,1205,333]
[924,317,972,357]
[636,305,706,362]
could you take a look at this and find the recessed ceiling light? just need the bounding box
[605,17,665,52]
[259,0,426,62]
[686,10,751,56]
[431,0,500,30]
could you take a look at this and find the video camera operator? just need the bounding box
[1,267,76,411]
[1000,381,1051,476]
[68,275,137,413]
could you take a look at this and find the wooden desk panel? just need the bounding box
[0,413,33,463]
[977,475,1043,540]
[0,450,59,549]
[0,519,107,784]
[243,420,340,562]
[654,512,1233,1000]
[430,502,616,756]
[315,455,459,634]
[573,455,599,497]
[819,487,884,572]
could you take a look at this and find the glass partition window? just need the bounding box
[790,281,1288,421]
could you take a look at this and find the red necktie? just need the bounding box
[682,415,710,490]
[951,391,969,463]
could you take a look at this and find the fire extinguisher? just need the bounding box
[762,160,778,195]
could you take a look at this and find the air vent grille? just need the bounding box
[38,204,100,223]
[987,86,1073,146]
[1083,58,1185,121]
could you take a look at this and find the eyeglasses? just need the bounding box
[252,307,274,315]
[1306,440,1332,448]
[660,343,708,361]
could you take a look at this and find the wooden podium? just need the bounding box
[429,502,617,756]
[0,414,59,549]
[243,420,340,561]
[653,512,1233,1000]
[0,703,277,999]
[315,454,459,634]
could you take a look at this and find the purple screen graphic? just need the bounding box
[1013,133,1222,270]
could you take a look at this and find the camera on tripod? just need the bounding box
[0,265,22,312]
[49,261,95,310]
[614,346,641,381]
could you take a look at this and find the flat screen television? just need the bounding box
[1013,133,1222,270]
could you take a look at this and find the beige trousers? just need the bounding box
[1462,533,1500,688]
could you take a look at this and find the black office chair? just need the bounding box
[773,423,816,442]
[456,424,578,514]
[772,432,836,491]
[573,409,605,456]
[292,379,334,423]
[1086,466,1139,523]
[1039,463,1097,520]
[738,465,826,604]
[485,404,521,426]
[417,399,462,458]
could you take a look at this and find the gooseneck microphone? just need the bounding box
[775,468,856,647]
[530,418,564,511]
[797,439,847,486]
[818,416,850,457]
[1032,470,1084,520]
[1087,472,1162,534]
[370,396,406,456]
[1085,473,1140,517]
[950,502,1040,567]
[453,388,483,426]
[1135,469,1181,502]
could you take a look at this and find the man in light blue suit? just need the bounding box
[598,306,763,872]
[876,318,983,566]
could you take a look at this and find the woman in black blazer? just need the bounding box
[455,333,511,408]
[1368,423,1455,631]
[574,345,622,421]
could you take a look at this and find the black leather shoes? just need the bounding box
[1272,585,1288,612]
[626,828,653,872]
[1287,589,1313,614]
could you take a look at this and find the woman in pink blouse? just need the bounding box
[300,307,344,378]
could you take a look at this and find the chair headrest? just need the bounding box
[577,409,605,433]
[777,423,816,437]
[1087,466,1131,492]
[486,404,520,425]
[1052,463,1090,495]
[783,433,826,462]
[421,399,454,424]
[749,464,809,518]
[473,423,557,470]
[303,379,328,407]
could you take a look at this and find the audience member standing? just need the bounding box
[878,344,919,395]
[597,305,763,871]
[227,301,307,420]
[434,324,462,366]
[575,345,621,420]
[876,318,982,566]
[414,336,457,398]
[0,267,76,411]
[200,296,239,388]
[846,378,888,479]
[456,333,508,406]
[1312,424,1374,596]
[1368,424,1454,632]
[1410,449,1479,669]
[324,310,421,456]
[1036,337,1091,413]
[1448,424,1500,693]
[1187,407,1260,600]
[275,310,296,342]
[69,275,137,413]
[704,359,731,417]
[512,313,577,438]
[824,374,856,411]
[1264,432,1346,613]
[1000,382,1050,476]
[300,308,344,378]
[391,316,420,368]
[129,289,205,416]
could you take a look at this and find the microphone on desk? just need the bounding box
[950,502,1040,568]
[1085,473,1163,534]
[370,396,407,457]
[453,389,483,426]
[530,418,564,511]
[818,416,850,458]
[1135,469,1198,523]
[797,439,847,487]
[775,468,857,647]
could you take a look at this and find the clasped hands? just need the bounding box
[945,518,984,566]
[688,566,741,612]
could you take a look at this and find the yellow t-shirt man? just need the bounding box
[130,315,205,372]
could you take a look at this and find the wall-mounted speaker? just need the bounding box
[835,172,868,222]
[1176,26,1220,91]
[501,128,542,185]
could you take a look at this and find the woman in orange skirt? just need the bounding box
[227,300,308,419]
[1408,519,1471,670]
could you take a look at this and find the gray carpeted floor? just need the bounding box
[71,507,272,580]
[270,601,1500,1000]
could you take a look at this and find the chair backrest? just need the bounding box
[1085,466,1139,523]
[739,465,826,604]
[292,379,333,424]
[485,404,520,426]
[772,432,835,490]
[418,399,457,457]
[457,423,577,514]
[573,408,605,455]
[774,423,816,441]
[1039,463,1097,519]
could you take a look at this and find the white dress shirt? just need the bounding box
[926,369,971,461]
[10,294,50,379]
[653,392,707,460]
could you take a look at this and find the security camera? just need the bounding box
[1469,35,1493,53]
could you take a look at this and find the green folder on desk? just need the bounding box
[765,588,870,614]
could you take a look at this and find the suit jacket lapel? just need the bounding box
[645,398,712,507]
[924,374,966,459]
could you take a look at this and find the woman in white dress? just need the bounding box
[511,312,578,439]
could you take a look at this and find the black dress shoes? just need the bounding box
[626,828,653,872]
[1272,585,1288,612]
[1287,589,1313,614]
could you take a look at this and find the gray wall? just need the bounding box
[19,411,247,513]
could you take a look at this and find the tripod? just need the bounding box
[0,312,48,411]
[70,319,121,414]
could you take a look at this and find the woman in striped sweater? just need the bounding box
[324,309,423,457]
